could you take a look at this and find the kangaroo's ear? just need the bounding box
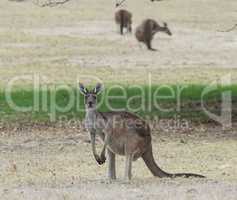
[79,83,88,95]
[93,83,103,94]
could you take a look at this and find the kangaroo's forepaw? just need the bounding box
[95,155,106,165]
[100,154,106,163]
[97,158,106,165]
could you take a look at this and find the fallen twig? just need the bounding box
[33,0,71,7]
[218,24,237,32]
[115,0,126,7]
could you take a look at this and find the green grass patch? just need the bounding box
[0,84,236,123]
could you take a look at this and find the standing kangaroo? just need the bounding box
[135,19,172,51]
[115,9,132,35]
[79,83,205,180]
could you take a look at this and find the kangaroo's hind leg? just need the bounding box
[107,149,116,180]
[124,154,133,180]
[146,39,157,51]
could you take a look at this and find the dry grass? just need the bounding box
[0,0,237,87]
[0,124,236,199]
[0,0,237,199]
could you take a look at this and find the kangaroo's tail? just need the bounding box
[142,145,205,178]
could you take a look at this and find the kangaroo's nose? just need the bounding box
[88,102,93,107]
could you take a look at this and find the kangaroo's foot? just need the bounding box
[108,166,116,180]
[124,154,133,180]
[108,149,116,180]
[148,47,157,51]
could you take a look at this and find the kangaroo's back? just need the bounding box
[135,19,158,41]
[135,19,171,51]
[99,111,151,138]
[115,9,132,34]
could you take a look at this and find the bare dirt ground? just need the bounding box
[0,123,237,199]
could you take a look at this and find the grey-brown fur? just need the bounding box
[135,19,172,51]
[79,83,205,180]
[115,9,132,35]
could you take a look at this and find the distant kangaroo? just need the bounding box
[115,9,132,35]
[135,19,172,51]
[79,83,205,180]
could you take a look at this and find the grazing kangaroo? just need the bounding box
[135,19,172,51]
[115,9,132,35]
[79,83,205,180]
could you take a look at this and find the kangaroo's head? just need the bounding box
[162,22,172,36]
[79,83,102,110]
